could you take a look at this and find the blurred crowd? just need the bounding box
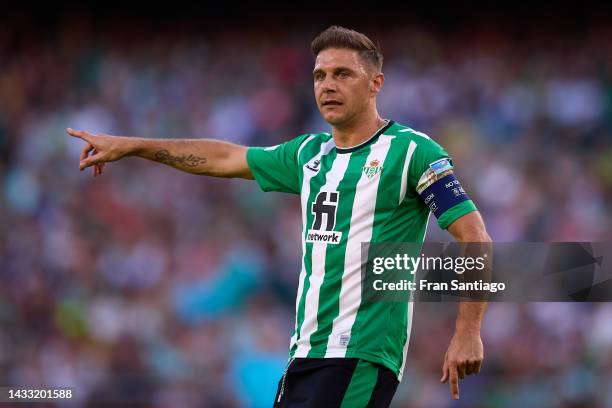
[1,13,612,408]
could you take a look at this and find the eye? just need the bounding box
[338,71,349,79]
[314,72,324,81]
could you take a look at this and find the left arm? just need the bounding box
[440,211,492,400]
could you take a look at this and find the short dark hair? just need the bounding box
[311,26,383,71]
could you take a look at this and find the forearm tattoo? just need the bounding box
[154,150,207,168]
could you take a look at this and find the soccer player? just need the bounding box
[68,26,491,407]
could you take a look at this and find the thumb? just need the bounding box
[80,152,105,170]
[441,355,449,383]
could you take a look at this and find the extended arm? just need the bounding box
[67,128,253,179]
[440,211,491,400]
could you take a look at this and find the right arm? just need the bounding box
[66,128,253,179]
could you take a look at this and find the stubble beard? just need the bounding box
[321,105,359,129]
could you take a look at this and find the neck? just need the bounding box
[332,110,387,149]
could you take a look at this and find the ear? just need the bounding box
[371,72,384,95]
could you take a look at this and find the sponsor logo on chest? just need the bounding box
[306,191,343,244]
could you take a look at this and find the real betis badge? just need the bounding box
[363,159,383,178]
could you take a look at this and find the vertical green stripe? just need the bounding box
[306,147,372,357]
[292,145,338,355]
[340,360,379,408]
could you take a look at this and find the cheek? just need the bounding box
[314,85,323,100]
[345,86,366,106]
[348,80,367,94]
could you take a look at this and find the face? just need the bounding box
[313,48,384,127]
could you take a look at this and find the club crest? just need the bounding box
[363,159,383,179]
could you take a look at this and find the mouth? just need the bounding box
[321,100,343,107]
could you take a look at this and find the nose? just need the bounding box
[320,76,338,93]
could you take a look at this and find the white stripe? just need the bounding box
[398,214,429,380]
[412,130,431,139]
[294,152,351,357]
[293,240,326,357]
[397,299,415,381]
[325,135,395,357]
[398,141,417,204]
[297,135,316,162]
[398,128,430,139]
[290,139,335,353]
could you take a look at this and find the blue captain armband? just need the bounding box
[418,172,471,218]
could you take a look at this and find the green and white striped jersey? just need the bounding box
[246,120,477,380]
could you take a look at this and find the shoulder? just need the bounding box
[282,132,331,148]
[293,131,333,153]
[387,121,436,145]
[385,121,448,155]
[299,131,333,144]
[260,132,330,152]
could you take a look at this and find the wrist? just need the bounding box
[124,137,144,157]
[455,320,481,336]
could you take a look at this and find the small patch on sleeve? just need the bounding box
[416,158,454,194]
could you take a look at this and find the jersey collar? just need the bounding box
[334,120,395,154]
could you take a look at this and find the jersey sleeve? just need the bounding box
[246,134,311,194]
[406,136,477,230]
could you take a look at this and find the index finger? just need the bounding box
[449,362,459,400]
[66,128,93,141]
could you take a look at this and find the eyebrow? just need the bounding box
[312,66,356,76]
